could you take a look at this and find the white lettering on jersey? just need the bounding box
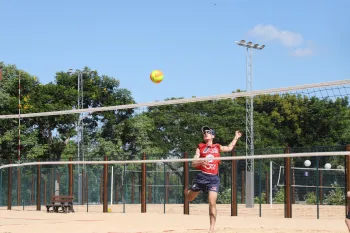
[202,147,219,154]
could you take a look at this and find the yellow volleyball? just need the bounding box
[150,70,164,84]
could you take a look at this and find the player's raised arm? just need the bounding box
[220,131,242,152]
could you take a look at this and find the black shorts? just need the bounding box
[347,211,350,219]
[190,171,220,193]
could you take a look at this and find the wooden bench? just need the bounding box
[46,195,74,213]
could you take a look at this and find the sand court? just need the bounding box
[0,204,348,233]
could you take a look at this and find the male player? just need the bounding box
[184,126,242,233]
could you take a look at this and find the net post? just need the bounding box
[148,180,152,203]
[131,173,135,203]
[82,169,85,205]
[241,171,245,204]
[100,173,103,204]
[163,162,166,213]
[103,155,108,213]
[50,168,53,200]
[141,152,147,213]
[68,158,73,196]
[284,146,292,218]
[36,159,41,211]
[319,171,323,205]
[316,156,319,219]
[31,174,34,204]
[0,170,2,207]
[166,171,169,204]
[231,149,237,216]
[265,171,269,204]
[86,168,89,212]
[346,144,350,216]
[7,159,12,210]
[17,168,21,206]
[183,152,189,215]
[258,158,262,217]
[44,178,47,205]
[57,173,60,193]
[115,178,118,206]
[292,169,295,204]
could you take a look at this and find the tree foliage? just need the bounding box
[0,62,349,168]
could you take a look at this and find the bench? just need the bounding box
[46,195,74,213]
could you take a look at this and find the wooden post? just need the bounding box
[141,152,146,213]
[103,155,108,213]
[36,160,41,211]
[346,144,350,215]
[284,147,292,218]
[183,152,189,215]
[241,171,245,204]
[7,160,12,210]
[231,150,237,216]
[68,158,73,196]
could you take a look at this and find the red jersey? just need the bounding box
[197,143,221,175]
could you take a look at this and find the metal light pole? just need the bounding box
[67,69,93,204]
[235,40,265,208]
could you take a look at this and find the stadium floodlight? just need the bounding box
[235,40,266,50]
[236,39,265,208]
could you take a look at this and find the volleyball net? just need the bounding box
[1,149,350,218]
[0,79,350,219]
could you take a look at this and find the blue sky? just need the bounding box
[1,0,349,104]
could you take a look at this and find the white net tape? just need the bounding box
[1,151,349,170]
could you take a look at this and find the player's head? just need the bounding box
[201,126,215,141]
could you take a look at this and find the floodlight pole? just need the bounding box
[235,40,265,208]
[68,69,95,204]
[68,69,91,205]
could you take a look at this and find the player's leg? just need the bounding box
[184,187,200,201]
[208,190,218,233]
[345,191,350,232]
[207,175,220,233]
[184,173,205,201]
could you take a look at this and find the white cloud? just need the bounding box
[292,48,313,57]
[247,24,314,57]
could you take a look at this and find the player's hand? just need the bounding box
[201,160,209,166]
[235,131,242,139]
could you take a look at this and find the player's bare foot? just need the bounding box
[184,187,189,196]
